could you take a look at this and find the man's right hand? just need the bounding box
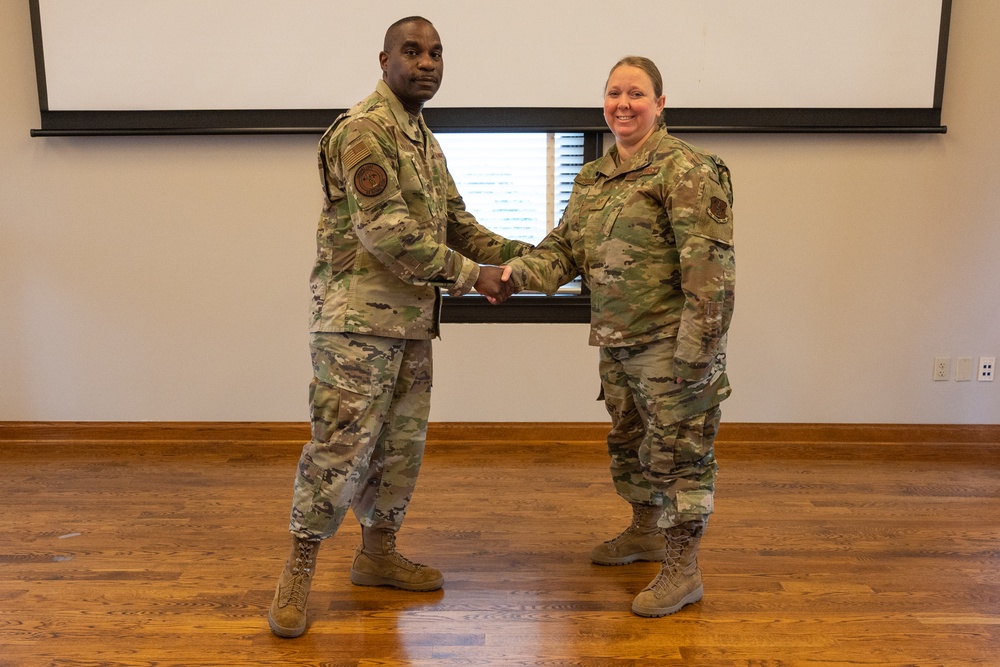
[474,265,517,304]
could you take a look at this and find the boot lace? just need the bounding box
[603,506,660,547]
[285,541,317,608]
[604,524,641,547]
[383,532,427,570]
[648,529,693,594]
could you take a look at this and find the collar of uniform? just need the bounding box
[598,125,668,179]
[376,79,424,142]
[594,150,619,179]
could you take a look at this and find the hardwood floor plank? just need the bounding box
[1,432,998,666]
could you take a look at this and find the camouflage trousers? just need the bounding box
[599,341,723,529]
[288,332,432,541]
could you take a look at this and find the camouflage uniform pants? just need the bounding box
[599,341,722,529]
[288,332,432,540]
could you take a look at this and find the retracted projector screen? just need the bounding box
[29,0,952,136]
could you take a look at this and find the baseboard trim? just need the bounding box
[0,421,310,443]
[1,421,998,445]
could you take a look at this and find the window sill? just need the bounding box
[441,294,591,324]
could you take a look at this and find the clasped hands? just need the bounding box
[474,265,517,305]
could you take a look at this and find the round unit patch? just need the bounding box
[354,163,388,197]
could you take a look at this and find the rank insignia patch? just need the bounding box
[354,163,388,197]
[708,196,729,223]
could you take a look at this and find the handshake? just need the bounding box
[474,265,518,305]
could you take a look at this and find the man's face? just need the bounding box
[380,20,443,116]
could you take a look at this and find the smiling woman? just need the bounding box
[603,59,666,161]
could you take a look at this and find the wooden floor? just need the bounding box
[1,427,999,667]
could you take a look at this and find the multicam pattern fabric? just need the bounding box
[290,81,530,543]
[505,126,735,525]
[504,125,735,382]
[310,80,532,340]
[601,342,722,526]
[290,332,432,540]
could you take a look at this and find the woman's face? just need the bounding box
[603,65,665,152]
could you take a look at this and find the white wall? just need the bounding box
[2,0,998,424]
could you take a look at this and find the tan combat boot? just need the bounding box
[590,503,666,565]
[350,527,443,591]
[267,535,320,638]
[631,520,705,617]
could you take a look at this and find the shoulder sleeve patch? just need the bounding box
[342,141,371,171]
[694,191,734,246]
[708,196,730,224]
[354,163,388,197]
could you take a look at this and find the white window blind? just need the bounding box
[436,133,584,247]
[436,132,587,295]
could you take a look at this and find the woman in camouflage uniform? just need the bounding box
[504,56,735,617]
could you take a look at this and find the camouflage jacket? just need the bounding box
[505,126,735,382]
[309,80,531,339]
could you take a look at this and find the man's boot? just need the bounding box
[590,503,666,565]
[631,520,704,617]
[350,527,443,591]
[268,535,320,638]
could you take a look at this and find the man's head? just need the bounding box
[380,17,443,116]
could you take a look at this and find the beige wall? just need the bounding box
[2,0,998,424]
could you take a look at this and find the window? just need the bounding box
[436,132,596,322]
[436,132,585,247]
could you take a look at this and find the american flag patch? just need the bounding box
[342,142,371,170]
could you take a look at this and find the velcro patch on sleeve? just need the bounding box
[354,163,388,197]
[692,187,734,246]
[708,196,730,224]
[342,141,371,171]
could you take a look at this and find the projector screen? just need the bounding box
[29,0,952,135]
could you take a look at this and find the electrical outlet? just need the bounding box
[979,357,995,382]
[933,357,950,381]
[956,357,974,382]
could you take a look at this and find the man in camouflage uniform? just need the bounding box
[268,16,531,638]
[503,56,735,617]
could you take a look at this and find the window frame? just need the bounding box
[441,132,601,324]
